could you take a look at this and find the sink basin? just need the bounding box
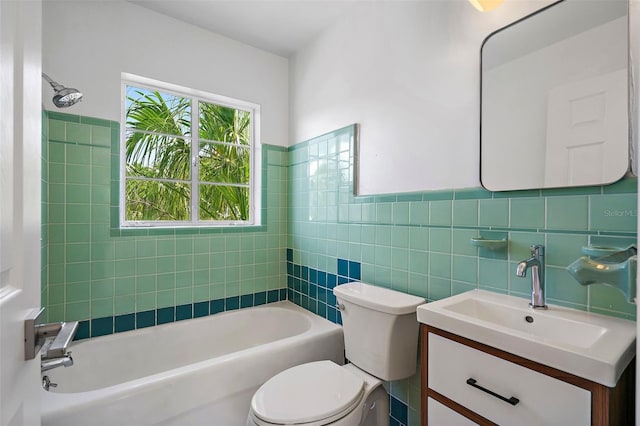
[417,290,636,387]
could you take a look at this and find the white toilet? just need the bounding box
[247,282,425,426]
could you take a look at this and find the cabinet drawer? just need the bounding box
[428,333,591,425]
[428,397,478,426]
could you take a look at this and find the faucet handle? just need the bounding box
[42,375,58,391]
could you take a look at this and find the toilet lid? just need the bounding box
[251,360,365,425]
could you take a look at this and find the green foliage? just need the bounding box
[125,88,252,223]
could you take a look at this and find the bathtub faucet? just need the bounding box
[41,352,74,372]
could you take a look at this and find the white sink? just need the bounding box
[417,290,636,387]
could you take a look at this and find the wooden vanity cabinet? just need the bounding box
[421,325,635,426]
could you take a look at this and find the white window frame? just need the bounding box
[120,73,261,228]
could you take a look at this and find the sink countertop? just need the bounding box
[417,289,636,387]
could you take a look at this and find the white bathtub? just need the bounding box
[41,301,344,426]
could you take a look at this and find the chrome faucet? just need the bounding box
[41,353,73,372]
[516,245,546,309]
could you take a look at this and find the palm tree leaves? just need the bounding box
[124,86,252,223]
[197,100,251,221]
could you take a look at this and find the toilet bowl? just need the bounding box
[246,282,425,426]
[246,361,388,426]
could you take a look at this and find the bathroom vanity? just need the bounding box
[417,290,636,426]
[421,325,634,425]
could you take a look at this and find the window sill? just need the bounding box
[110,224,267,237]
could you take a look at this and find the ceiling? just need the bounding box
[129,0,359,57]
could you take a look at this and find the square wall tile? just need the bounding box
[429,253,451,279]
[409,251,429,275]
[391,249,409,271]
[546,196,588,231]
[430,228,451,253]
[393,203,409,225]
[429,277,452,301]
[508,231,545,262]
[452,255,477,284]
[48,120,66,141]
[377,203,393,224]
[91,298,114,318]
[479,198,508,227]
[430,201,452,226]
[409,202,429,226]
[408,273,428,298]
[409,227,429,251]
[66,144,91,165]
[545,234,587,268]
[510,198,545,229]
[546,266,587,306]
[114,295,135,315]
[66,184,90,204]
[452,200,478,226]
[589,194,637,232]
[66,301,90,321]
[66,122,91,144]
[391,227,410,249]
[91,126,111,147]
[478,258,508,290]
[451,229,478,256]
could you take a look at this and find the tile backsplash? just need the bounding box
[287,124,637,320]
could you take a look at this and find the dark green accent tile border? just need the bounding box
[74,289,287,341]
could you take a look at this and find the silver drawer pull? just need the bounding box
[466,378,520,406]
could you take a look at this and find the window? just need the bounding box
[121,75,260,227]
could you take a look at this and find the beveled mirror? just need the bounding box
[480,0,631,191]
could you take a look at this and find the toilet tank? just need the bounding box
[333,282,425,381]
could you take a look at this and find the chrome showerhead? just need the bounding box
[42,73,83,108]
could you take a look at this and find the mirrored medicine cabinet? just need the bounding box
[480,0,633,192]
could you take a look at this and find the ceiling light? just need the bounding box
[469,0,504,12]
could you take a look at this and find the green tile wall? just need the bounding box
[43,111,288,327]
[41,110,49,319]
[43,112,637,426]
[286,124,637,426]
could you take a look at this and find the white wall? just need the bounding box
[42,1,289,146]
[290,1,556,194]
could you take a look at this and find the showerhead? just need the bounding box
[42,73,83,108]
[52,87,83,108]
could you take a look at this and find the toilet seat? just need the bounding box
[250,361,365,425]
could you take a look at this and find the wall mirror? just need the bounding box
[480,0,631,191]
